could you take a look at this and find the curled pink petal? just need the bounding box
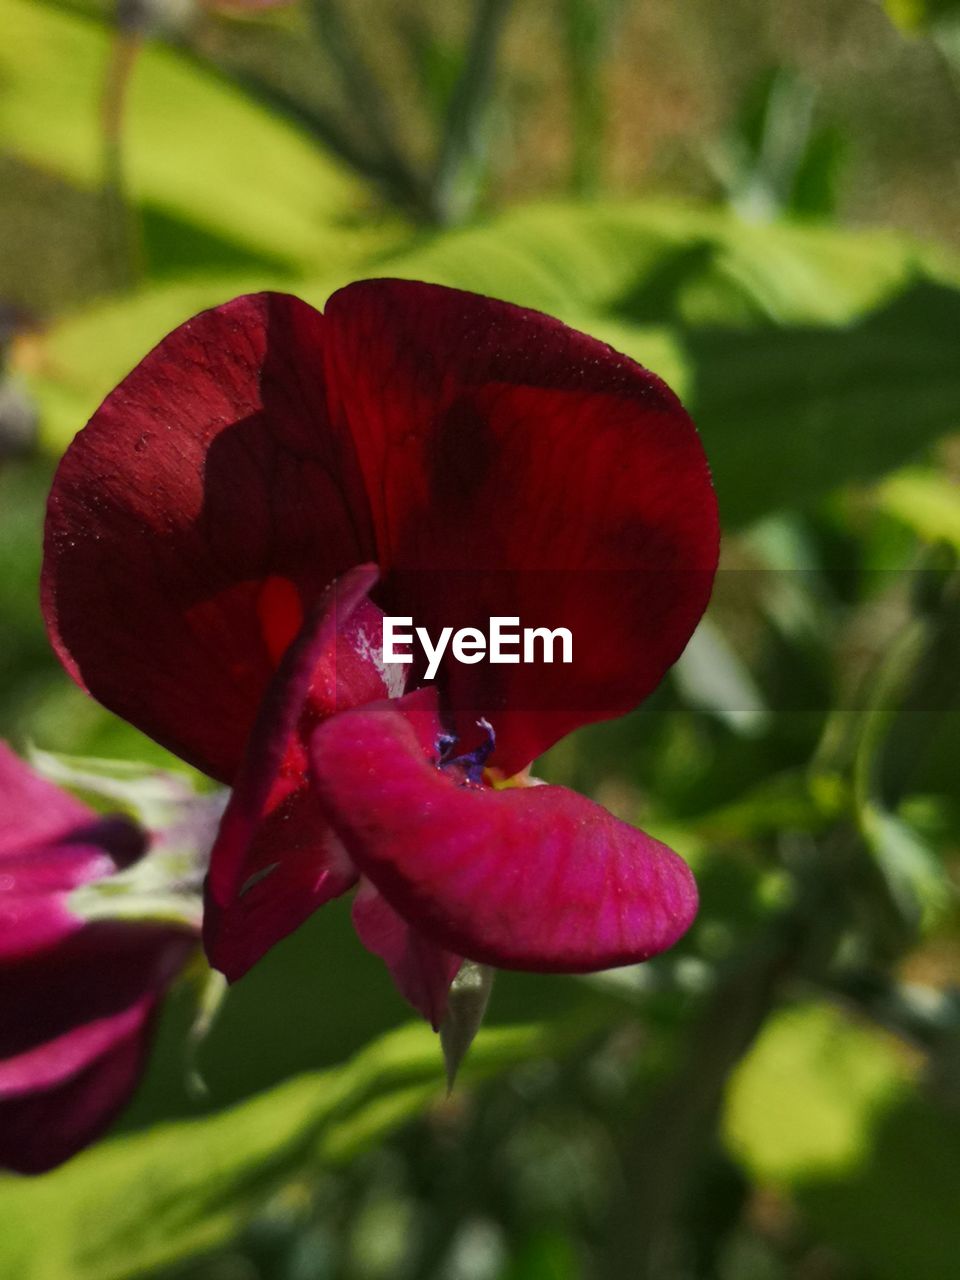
[1,742,94,855]
[310,697,698,972]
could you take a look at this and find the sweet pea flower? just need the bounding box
[42,281,719,1028]
[0,744,198,1174]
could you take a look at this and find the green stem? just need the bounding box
[429,0,515,226]
[561,0,620,196]
[101,30,144,289]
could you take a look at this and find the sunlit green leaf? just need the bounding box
[878,468,960,550]
[724,1002,907,1182]
[0,0,400,273]
[885,0,960,31]
[371,200,956,325]
[0,1019,586,1280]
[727,1002,960,1280]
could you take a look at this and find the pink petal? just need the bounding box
[0,925,193,1062]
[0,996,151,1097]
[0,745,142,873]
[204,565,398,981]
[0,926,195,1173]
[0,850,111,960]
[0,745,147,959]
[0,998,157,1175]
[310,695,698,972]
[0,743,92,856]
[352,880,462,1029]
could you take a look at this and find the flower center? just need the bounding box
[435,718,496,787]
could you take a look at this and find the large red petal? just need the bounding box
[352,880,462,1029]
[323,280,719,773]
[310,695,698,972]
[42,293,376,783]
[203,565,401,981]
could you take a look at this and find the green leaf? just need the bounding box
[0,0,398,274]
[365,210,960,531]
[672,616,769,735]
[878,468,960,550]
[859,803,951,929]
[0,1018,586,1280]
[724,1002,907,1183]
[687,280,960,526]
[727,1001,960,1280]
[847,604,954,932]
[369,200,955,326]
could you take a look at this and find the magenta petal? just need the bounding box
[0,925,194,1063]
[0,997,156,1175]
[0,746,195,1173]
[204,565,392,981]
[0,924,195,1174]
[0,745,147,959]
[311,698,698,972]
[352,880,462,1029]
[0,744,143,876]
[0,996,149,1096]
[0,847,110,961]
[0,743,91,855]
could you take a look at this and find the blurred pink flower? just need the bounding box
[0,744,197,1174]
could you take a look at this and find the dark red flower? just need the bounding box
[42,281,719,1025]
[0,744,196,1174]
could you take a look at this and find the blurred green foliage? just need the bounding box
[1,1,960,1278]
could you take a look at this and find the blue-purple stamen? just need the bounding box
[435,718,496,786]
